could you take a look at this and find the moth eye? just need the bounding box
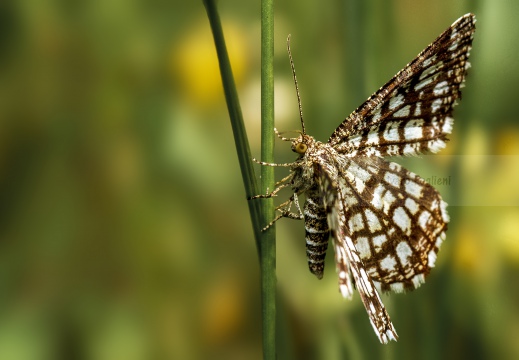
[294,142,307,154]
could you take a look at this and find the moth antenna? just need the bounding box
[287,34,306,135]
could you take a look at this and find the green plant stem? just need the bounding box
[203,0,276,358]
[260,0,276,358]
[202,0,262,251]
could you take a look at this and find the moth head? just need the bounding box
[291,135,312,155]
[293,141,307,154]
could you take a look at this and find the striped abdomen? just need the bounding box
[304,195,330,279]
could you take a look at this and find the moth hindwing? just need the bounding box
[249,13,475,344]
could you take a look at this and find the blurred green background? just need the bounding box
[2,0,519,359]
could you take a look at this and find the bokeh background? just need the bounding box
[1,0,519,359]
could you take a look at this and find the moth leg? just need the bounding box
[275,173,293,187]
[274,127,300,141]
[248,182,291,200]
[292,194,303,217]
[262,194,304,231]
[252,157,295,167]
[248,173,294,200]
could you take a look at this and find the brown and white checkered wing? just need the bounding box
[322,154,449,343]
[318,169,398,343]
[337,155,449,293]
[329,14,475,157]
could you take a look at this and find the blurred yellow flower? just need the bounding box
[173,20,249,106]
[495,127,519,155]
[496,209,519,263]
[201,274,245,345]
[452,222,488,276]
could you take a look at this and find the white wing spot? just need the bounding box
[396,241,413,267]
[343,192,358,207]
[382,190,396,214]
[405,198,419,215]
[371,107,382,123]
[404,119,424,140]
[448,41,458,51]
[348,134,362,148]
[442,117,454,135]
[428,249,438,267]
[404,180,423,198]
[372,234,387,251]
[380,255,397,272]
[365,209,382,233]
[415,76,433,91]
[419,60,443,80]
[450,30,459,40]
[389,93,405,110]
[440,200,450,222]
[432,98,443,113]
[403,143,420,154]
[365,132,380,145]
[414,102,421,116]
[349,212,365,233]
[439,231,446,244]
[354,179,366,194]
[383,123,400,142]
[422,54,437,68]
[393,105,410,117]
[349,162,372,182]
[347,163,372,194]
[418,210,432,231]
[428,139,446,153]
[356,236,372,260]
[372,184,385,210]
[384,172,401,188]
[433,80,449,96]
[393,207,411,235]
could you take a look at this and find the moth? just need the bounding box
[250,13,475,343]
